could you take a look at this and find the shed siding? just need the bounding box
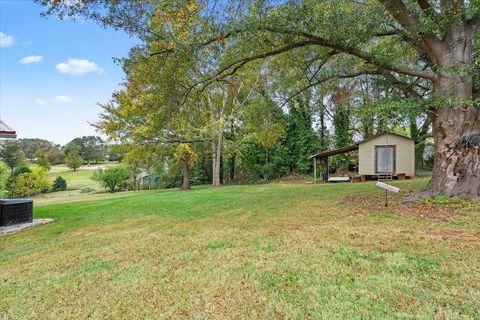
[358,134,415,176]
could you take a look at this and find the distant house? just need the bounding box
[0,120,16,139]
[310,132,415,181]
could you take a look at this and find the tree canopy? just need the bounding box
[36,0,480,199]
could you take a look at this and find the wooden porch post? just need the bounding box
[313,157,317,183]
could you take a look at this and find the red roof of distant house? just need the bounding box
[0,120,17,138]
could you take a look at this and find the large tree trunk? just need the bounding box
[422,23,480,199]
[211,133,222,187]
[181,154,191,190]
[425,100,480,199]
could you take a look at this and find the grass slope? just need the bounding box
[1,178,479,319]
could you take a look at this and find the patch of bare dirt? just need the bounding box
[343,192,464,219]
[276,175,314,185]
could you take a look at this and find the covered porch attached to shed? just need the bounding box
[310,144,359,183]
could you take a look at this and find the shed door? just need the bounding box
[375,146,395,173]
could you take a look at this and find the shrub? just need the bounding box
[51,176,67,192]
[10,167,50,197]
[92,166,127,193]
[6,166,32,193]
[0,160,9,187]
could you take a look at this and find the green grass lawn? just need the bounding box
[1,178,479,319]
[39,162,120,201]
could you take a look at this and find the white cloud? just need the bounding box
[19,55,43,64]
[0,32,14,48]
[55,58,104,75]
[53,95,74,104]
[35,98,47,105]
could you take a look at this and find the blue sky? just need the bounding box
[0,0,138,144]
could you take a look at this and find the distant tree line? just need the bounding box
[15,136,121,168]
[0,136,118,196]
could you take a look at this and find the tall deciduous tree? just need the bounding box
[93,6,209,190]
[35,149,51,171]
[65,136,106,164]
[205,77,259,187]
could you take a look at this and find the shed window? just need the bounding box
[375,146,395,173]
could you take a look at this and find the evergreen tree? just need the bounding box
[332,85,353,171]
[285,93,319,175]
[51,176,67,192]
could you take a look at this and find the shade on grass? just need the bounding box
[1,178,479,319]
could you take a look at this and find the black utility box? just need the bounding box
[0,200,33,226]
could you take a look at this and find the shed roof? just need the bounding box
[359,131,414,144]
[309,145,359,159]
[309,132,413,159]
